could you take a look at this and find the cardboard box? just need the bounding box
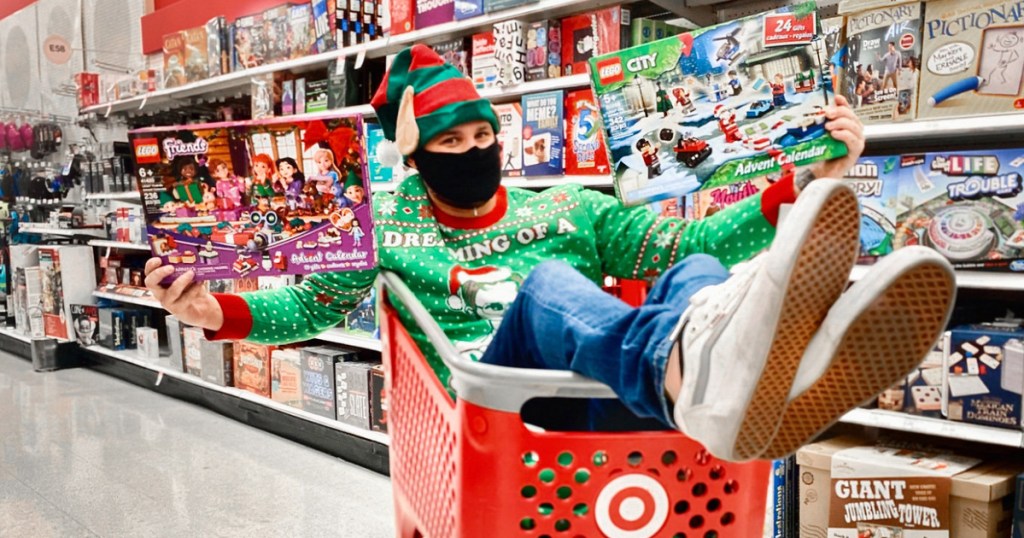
[311,0,337,52]
[165,315,185,371]
[390,0,414,36]
[684,175,773,220]
[135,326,159,361]
[182,326,204,376]
[74,72,100,109]
[630,17,656,46]
[98,307,127,350]
[415,0,453,30]
[893,149,1024,272]
[271,348,303,407]
[365,123,394,183]
[471,31,498,90]
[454,0,482,20]
[301,346,356,419]
[263,5,291,64]
[919,0,1024,121]
[305,78,329,113]
[336,359,375,428]
[432,37,471,78]
[561,7,630,77]
[521,90,564,176]
[878,340,946,416]
[495,102,523,177]
[493,20,527,87]
[200,339,233,386]
[163,31,187,88]
[234,342,276,397]
[38,246,96,341]
[344,288,377,336]
[485,0,537,12]
[589,3,849,206]
[233,13,265,70]
[288,4,315,59]
[798,437,1024,538]
[841,2,922,123]
[843,155,901,259]
[70,304,99,346]
[526,20,561,81]
[564,88,610,176]
[370,363,387,432]
[206,16,228,77]
[124,309,151,350]
[182,26,210,83]
[944,322,1024,429]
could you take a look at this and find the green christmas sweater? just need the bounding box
[210,174,796,389]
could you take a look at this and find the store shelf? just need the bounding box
[0,327,33,344]
[840,408,1024,449]
[93,289,163,309]
[850,265,1024,291]
[18,223,107,238]
[83,344,390,446]
[316,328,383,352]
[80,0,618,117]
[864,114,1024,145]
[84,191,142,202]
[88,240,151,251]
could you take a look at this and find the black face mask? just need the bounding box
[412,142,502,209]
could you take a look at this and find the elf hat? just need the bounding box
[343,169,362,191]
[370,44,499,158]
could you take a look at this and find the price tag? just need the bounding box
[762,12,816,47]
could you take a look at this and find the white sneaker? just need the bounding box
[671,179,860,461]
[763,247,956,458]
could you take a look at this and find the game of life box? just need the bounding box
[130,113,377,282]
[588,2,848,206]
[893,149,1024,272]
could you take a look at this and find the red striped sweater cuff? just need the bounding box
[204,293,253,341]
[760,174,797,227]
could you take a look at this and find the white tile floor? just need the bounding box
[0,352,395,537]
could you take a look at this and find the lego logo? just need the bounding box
[133,138,161,164]
[597,58,624,84]
[136,145,158,157]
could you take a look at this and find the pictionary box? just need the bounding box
[919,0,1024,120]
[130,113,377,282]
[843,155,901,259]
[893,149,1024,272]
[588,2,848,206]
[943,322,1024,430]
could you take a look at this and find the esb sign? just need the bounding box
[762,12,816,47]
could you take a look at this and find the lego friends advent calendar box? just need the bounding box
[589,2,847,205]
[130,113,376,282]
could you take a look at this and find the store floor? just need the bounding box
[0,352,394,537]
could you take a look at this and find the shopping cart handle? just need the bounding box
[377,271,617,412]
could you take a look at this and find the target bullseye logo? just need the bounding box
[595,474,669,538]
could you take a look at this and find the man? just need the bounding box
[145,45,954,462]
[878,41,901,91]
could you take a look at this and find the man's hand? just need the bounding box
[813,94,866,180]
[144,258,225,331]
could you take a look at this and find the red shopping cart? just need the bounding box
[379,272,770,538]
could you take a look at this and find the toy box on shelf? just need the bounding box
[877,341,946,418]
[289,4,315,59]
[455,0,482,20]
[526,20,561,81]
[336,358,378,429]
[370,363,387,432]
[521,90,565,176]
[234,342,277,397]
[263,4,291,64]
[589,2,848,206]
[130,114,376,283]
[343,288,377,337]
[415,0,454,30]
[472,31,498,90]
[919,0,1024,121]
[840,2,923,124]
[70,304,99,346]
[561,6,631,76]
[163,32,187,88]
[200,339,233,386]
[433,37,471,78]
[843,155,901,260]
[565,89,611,176]
[493,20,527,87]
[183,326,204,376]
[39,246,96,341]
[893,149,1024,272]
[271,348,303,407]
[311,0,337,52]
[495,102,524,177]
[943,321,1024,430]
[301,346,355,419]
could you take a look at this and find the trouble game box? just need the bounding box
[130,113,376,282]
[893,149,1024,271]
[943,323,1024,430]
[589,2,848,205]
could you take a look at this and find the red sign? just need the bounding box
[900,32,916,50]
[596,57,624,85]
[762,12,817,47]
[133,138,161,164]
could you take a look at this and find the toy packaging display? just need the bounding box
[263,5,291,64]
[390,0,414,36]
[301,346,354,419]
[70,304,99,346]
[75,72,100,109]
[365,123,394,183]
[344,287,377,336]
[271,348,303,407]
[841,2,923,124]
[433,37,471,78]
[370,363,388,432]
[311,0,337,52]
[561,6,631,76]
[454,0,482,20]
[843,155,901,259]
[472,31,498,90]
[819,16,845,94]
[282,79,295,115]
[893,149,1024,271]
[526,20,561,81]
[493,20,527,87]
[685,175,773,220]
[182,26,209,84]
[495,102,524,177]
[39,246,96,341]
[136,327,160,361]
[234,342,277,397]
[336,359,376,429]
[920,0,1024,121]
[521,90,565,176]
[165,315,185,371]
[163,32,187,89]
[564,89,611,175]
[305,78,329,113]
[289,4,315,59]
[200,340,234,386]
[130,114,376,282]
[233,13,264,71]
[943,322,1024,430]
[98,307,128,350]
[182,326,204,376]
[877,342,946,417]
[589,2,848,206]
[415,0,454,30]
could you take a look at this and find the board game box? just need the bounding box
[163,31,187,88]
[841,2,922,124]
[521,90,564,176]
[183,326,204,376]
[71,304,99,346]
[200,339,233,386]
[288,4,315,59]
[271,348,302,407]
[311,0,337,52]
[589,2,848,206]
[526,20,560,82]
[877,341,946,418]
[301,346,354,419]
[893,149,1024,271]
[454,0,482,20]
[130,113,376,282]
[415,0,454,30]
[472,31,498,90]
[263,5,291,64]
[495,102,524,177]
[233,13,265,71]
[919,0,1024,121]
[843,155,901,259]
[370,363,387,432]
[943,322,1024,430]
[234,342,276,397]
[336,359,375,428]
[493,20,527,87]
[206,16,228,78]
[432,37,471,77]
[565,89,611,175]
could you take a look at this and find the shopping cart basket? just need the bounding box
[378,271,770,538]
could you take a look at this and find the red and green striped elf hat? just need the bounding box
[370,44,500,156]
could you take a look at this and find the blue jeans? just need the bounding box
[480,255,729,430]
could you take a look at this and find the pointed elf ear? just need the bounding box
[395,86,420,156]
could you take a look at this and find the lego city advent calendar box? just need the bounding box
[589,2,847,205]
[130,114,376,282]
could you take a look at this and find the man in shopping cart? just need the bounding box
[145,45,955,462]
